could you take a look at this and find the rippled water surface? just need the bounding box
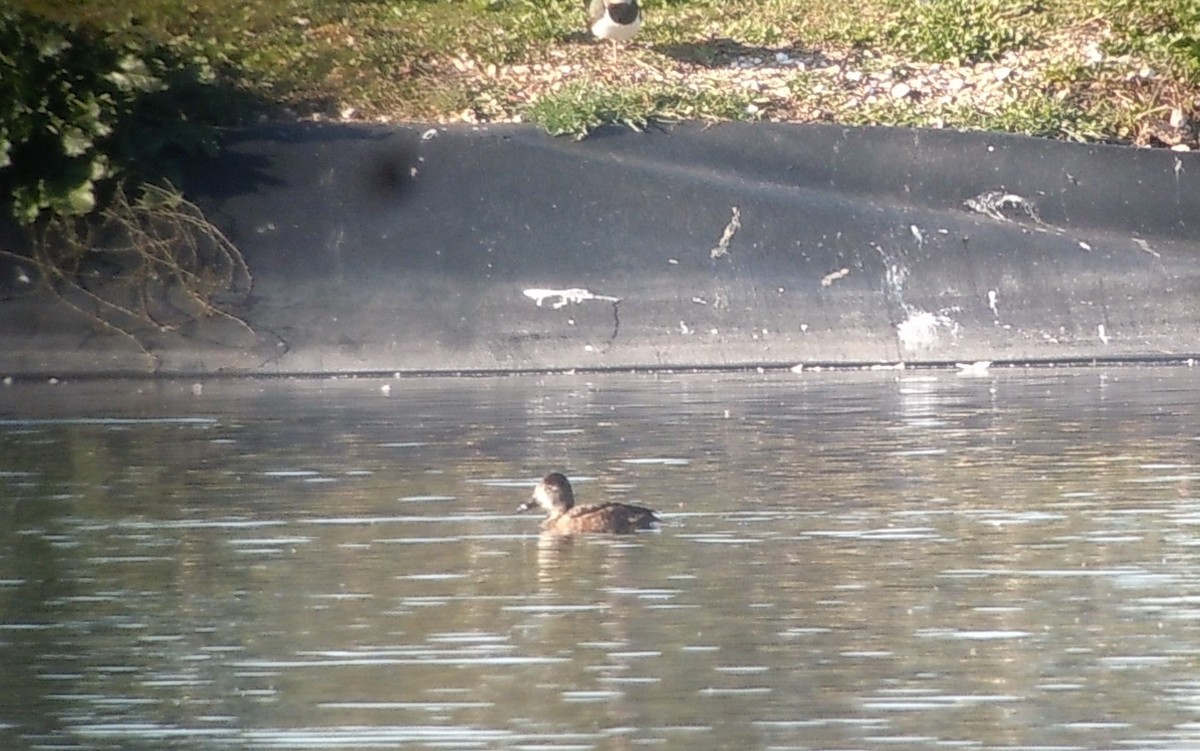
[3,368,1200,750]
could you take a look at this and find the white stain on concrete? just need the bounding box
[956,360,993,376]
[710,206,742,260]
[884,261,908,298]
[964,190,1043,224]
[897,310,958,352]
[1131,237,1160,257]
[820,268,850,287]
[524,288,621,309]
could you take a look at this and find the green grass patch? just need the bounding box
[839,94,1109,141]
[1104,0,1200,79]
[954,94,1111,140]
[525,81,759,139]
[879,0,1042,64]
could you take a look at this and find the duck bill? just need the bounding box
[516,499,535,513]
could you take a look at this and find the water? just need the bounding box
[2,367,1200,750]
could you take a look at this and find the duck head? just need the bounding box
[518,472,576,515]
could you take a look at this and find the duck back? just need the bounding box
[545,501,658,534]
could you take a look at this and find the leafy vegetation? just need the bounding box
[0,8,253,364]
[0,8,236,226]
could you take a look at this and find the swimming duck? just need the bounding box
[586,0,642,60]
[518,472,659,534]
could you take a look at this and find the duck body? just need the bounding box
[587,0,642,45]
[519,472,658,534]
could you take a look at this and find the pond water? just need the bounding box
[2,367,1200,750]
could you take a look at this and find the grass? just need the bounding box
[11,0,1200,144]
[788,64,1117,142]
[878,0,1039,64]
[526,80,760,138]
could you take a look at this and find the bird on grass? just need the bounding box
[518,472,659,535]
[586,0,642,61]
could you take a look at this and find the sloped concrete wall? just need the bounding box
[1,122,1198,376]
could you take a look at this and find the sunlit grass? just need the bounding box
[526,80,759,138]
[12,0,1199,142]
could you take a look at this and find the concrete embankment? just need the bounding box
[1,122,1198,377]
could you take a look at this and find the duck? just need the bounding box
[586,0,642,60]
[518,472,659,534]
